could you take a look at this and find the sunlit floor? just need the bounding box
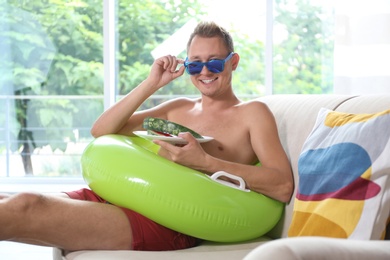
[0,241,53,260]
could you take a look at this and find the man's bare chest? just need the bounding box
[175,115,256,164]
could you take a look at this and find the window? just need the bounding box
[0,1,103,181]
[1,0,389,184]
[116,0,267,106]
[272,0,334,94]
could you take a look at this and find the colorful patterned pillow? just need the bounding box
[288,108,390,239]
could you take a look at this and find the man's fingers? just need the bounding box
[153,139,178,152]
[178,132,197,143]
[153,132,196,149]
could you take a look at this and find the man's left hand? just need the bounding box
[154,132,207,171]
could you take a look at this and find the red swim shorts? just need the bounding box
[65,188,201,251]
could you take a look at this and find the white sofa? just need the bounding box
[54,94,390,260]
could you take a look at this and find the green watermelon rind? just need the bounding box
[143,117,203,139]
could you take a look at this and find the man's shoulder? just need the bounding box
[238,99,269,112]
[236,99,274,124]
[163,97,199,108]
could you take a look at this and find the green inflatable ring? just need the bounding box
[81,134,284,242]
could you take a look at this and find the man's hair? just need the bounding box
[187,21,234,53]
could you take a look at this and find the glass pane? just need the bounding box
[0,1,103,178]
[117,0,266,106]
[273,0,335,94]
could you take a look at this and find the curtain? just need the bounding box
[334,0,390,94]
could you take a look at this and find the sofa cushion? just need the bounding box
[59,237,272,260]
[288,108,390,239]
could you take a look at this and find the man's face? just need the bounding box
[186,36,236,98]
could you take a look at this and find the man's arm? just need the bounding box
[90,56,185,138]
[236,101,293,202]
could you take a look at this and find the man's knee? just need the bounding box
[0,193,11,199]
[8,192,46,214]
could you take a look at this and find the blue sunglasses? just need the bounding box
[184,52,234,75]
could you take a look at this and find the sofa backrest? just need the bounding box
[258,94,390,239]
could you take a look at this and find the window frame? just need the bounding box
[0,0,274,190]
[0,0,277,190]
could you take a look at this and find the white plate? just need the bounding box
[133,131,213,144]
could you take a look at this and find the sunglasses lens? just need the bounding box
[186,61,224,75]
[186,62,203,75]
[206,60,224,73]
[185,53,232,75]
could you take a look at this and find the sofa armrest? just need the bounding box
[244,237,390,260]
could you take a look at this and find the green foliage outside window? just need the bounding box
[273,0,333,94]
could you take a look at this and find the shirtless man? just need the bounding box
[0,21,293,252]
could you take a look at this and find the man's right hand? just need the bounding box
[146,55,185,90]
